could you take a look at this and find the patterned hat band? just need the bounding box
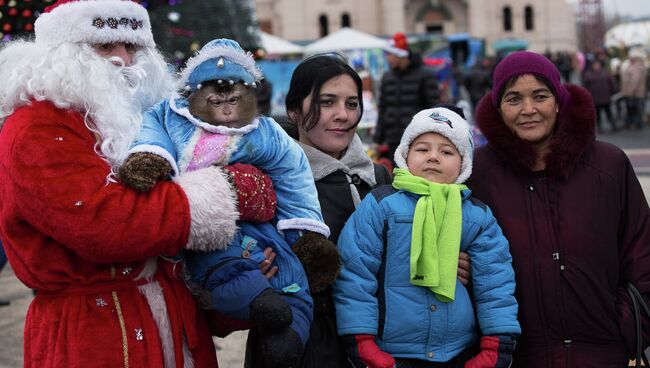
[35,0,155,48]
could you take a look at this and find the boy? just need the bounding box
[332,106,521,368]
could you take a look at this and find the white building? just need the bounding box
[254,0,578,54]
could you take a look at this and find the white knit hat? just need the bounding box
[394,106,474,184]
[34,0,155,48]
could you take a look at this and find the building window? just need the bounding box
[341,13,351,28]
[319,14,329,37]
[503,6,512,32]
[524,6,534,31]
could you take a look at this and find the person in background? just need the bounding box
[462,59,493,114]
[254,48,274,116]
[582,59,619,133]
[621,48,648,130]
[470,50,650,367]
[0,0,276,366]
[374,32,440,165]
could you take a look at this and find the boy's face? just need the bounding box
[406,132,461,184]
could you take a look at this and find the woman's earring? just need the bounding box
[556,108,559,113]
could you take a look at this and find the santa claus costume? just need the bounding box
[0,1,269,367]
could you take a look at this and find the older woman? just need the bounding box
[468,51,650,367]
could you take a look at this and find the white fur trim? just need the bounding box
[180,45,263,86]
[277,218,331,238]
[35,0,155,48]
[383,44,409,57]
[174,166,238,251]
[169,93,260,135]
[177,128,203,174]
[394,107,474,184]
[139,281,175,368]
[135,257,158,281]
[182,335,195,368]
[129,144,180,176]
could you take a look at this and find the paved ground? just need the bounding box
[1,128,649,368]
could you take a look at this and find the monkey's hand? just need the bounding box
[118,152,173,192]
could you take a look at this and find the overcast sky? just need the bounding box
[602,0,650,18]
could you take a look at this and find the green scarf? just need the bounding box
[392,168,466,302]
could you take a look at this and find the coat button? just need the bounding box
[427,351,434,358]
[430,304,437,312]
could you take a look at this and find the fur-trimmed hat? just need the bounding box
[383,32,409,57]
[34,0,154,48]
[180,38,263,92]
[491,51,568,108]
[394,105,474,184]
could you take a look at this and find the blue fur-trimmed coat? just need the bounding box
[131,93,328,236]
[332,186,521,362]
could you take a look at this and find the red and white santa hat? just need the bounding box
[383,32,409,58]
[34,0,155,48]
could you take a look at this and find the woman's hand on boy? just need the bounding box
[458,251,471,285]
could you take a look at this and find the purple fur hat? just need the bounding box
[491,51,569,108]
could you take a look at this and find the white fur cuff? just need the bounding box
[174,166,238,252]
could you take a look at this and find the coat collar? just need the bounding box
[474,84,596,179]
[298,134,376,186]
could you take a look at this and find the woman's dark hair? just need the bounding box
[285,53,363,131]
[497,73,556,106]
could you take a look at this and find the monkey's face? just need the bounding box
[188,83,258,129]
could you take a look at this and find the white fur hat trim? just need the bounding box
[35,0,155,48]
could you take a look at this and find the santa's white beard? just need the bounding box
[0,41,175,176]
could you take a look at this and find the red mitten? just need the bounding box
[342,334,395,368]
[224,163,276,222]
[465,335,515,368]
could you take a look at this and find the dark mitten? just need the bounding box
[249,288,292,329]
[464,335,515,368]
[224,163,276,222]
[341,334,395,368]
[260,327,304,368]
[118,152,172,192]
[292,231,341,293]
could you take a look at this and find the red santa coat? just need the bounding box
[0,101,218,367]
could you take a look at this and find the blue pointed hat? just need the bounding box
[180,38,263,91]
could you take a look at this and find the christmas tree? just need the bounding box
[148,0,261,67]
[1,0,261,64]
[0,0,55,41]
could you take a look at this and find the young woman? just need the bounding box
[246,54,471,368]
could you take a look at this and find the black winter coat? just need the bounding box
[374,55,439,148]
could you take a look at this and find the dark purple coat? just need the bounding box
[468,85,650,367]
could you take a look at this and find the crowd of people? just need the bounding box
[0,1,648,368]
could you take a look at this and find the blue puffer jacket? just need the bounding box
[332,185,520,362]
[131,94,328,236]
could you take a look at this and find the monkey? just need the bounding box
[186,82,259,129]
[117,39,338,368]
[118,81,260,192]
